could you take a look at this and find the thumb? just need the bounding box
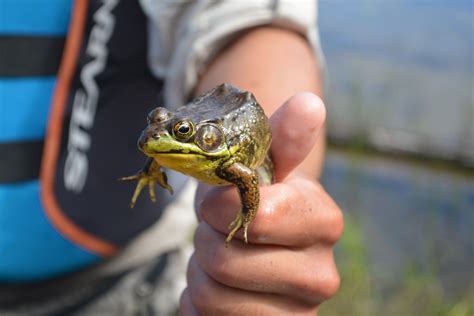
[269,92,326,181]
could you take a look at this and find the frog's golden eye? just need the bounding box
[173,120,195,141]
[195,124,223,152]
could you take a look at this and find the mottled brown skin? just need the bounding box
[122,83,274,245]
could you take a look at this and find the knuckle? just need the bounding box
[179,289,187,306]
[190,291,210,314]
[185,254,197,283]
[186,258,212,312]
[312,183,344,245]
[188,277,213,314]
[252,185,290,236]
[253,205,278,238]
[179,289,193,315]
[208,245,233,283]
[292,257,340,304]
[304,180,344,245]
[316,265,341,300]
[325,205,344,244]
[192,223,207,254]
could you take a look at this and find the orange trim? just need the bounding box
[40,0,118,257]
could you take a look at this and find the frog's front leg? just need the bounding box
[216,161,259,246]
[120,158,173,208]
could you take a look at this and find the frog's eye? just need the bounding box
[195,124,224,152]
[173,120,195,141]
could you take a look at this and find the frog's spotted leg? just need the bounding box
[120,158,173,208]
[217,161,260,247]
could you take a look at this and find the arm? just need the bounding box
[181,27,343,315]
[195,26,325,178]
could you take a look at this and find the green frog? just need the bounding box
[122,83,274,246]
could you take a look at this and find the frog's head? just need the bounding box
[138,107,231,170]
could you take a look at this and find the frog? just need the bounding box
[121,83,274,246]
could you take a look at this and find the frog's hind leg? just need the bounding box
[217,161,260,247]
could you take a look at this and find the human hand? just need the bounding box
[180,93,343,315]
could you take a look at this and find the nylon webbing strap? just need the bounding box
[0,140,43,183]
[0,253,171,313]
[0,36,65,77]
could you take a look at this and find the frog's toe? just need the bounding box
[227,213,240,231]
[118,174,139,181]
[158,171,173,194]
[130,177,155,208]
[243,223,249,244]
[163,182,174,195]
[148,179,156,203]
[120,172,158,208]
[225,212,244,247]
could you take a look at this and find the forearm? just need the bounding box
[195,26,325,177]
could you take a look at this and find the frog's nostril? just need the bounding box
[152,132,160,139]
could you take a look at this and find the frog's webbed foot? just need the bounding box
[120,172,165,208]
[119,158,173,208]
[217,161,259,247]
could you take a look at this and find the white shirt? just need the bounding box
[139,0,323,108]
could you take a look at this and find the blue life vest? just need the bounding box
[0,0,182,283]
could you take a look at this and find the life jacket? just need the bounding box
[0,0,184,282]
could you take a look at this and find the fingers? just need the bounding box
[199,177,343,247]
[183,255,320,316]
[193,225,340,306]
[269,93,326,181]
[179,289,199,316]
[190,177,342,313]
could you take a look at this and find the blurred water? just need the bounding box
[318,1,474,313]
[322,149,474,300]
[319,0,474,164]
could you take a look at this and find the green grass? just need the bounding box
[318,213,474,316]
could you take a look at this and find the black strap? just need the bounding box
[0,35,65,77]
[0,140,43,183]
[0,253,171,315]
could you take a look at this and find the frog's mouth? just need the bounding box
[139,131,229,159]
[148,149,192,155]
